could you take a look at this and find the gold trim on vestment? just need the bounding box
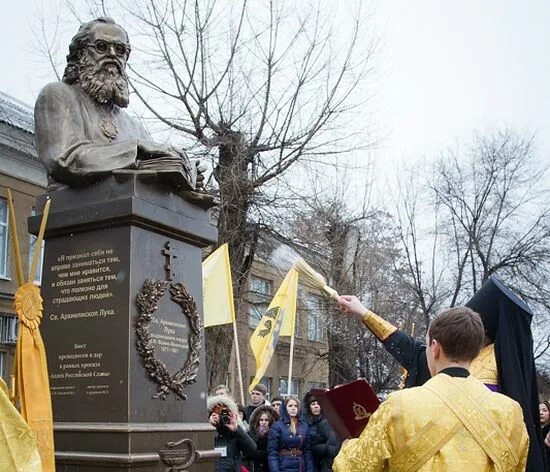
[470,343,498,386]
[389,417,462,472]
[361,310,397,342]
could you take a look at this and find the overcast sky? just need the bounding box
[2,0,550,175]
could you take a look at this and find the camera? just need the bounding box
[211,404,232,426]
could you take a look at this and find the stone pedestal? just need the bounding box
[29,174,219,471]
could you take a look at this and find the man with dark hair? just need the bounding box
[333,306,529,471]
[338,276,546,471]
[270,396,283,415]
[35,17,205,199]
[244,383,269,422]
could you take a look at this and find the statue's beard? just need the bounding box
[78,54,130,108]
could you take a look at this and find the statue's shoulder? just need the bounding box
[37,82,80,104]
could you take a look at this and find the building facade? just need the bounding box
[0,92,47,381]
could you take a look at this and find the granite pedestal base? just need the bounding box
[29,174,219,471]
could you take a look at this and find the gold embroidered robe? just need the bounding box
[0,378,42,471]
[333,373,528,472]
[470,344,498,387]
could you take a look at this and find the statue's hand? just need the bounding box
[137,140,179,160]
[194,160,206,190]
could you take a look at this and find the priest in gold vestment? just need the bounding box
[333,306,529,472]
[338,276,545,472]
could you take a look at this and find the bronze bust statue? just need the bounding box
[35,17,206,200]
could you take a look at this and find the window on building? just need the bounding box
[0,315,18,344]
[307,294,325,342]
[0,199,9,279]
[279,377,300,397]
[248,276,273,328]
[306,381,327,391]
[28,209,45,285]
[249,376,272,399]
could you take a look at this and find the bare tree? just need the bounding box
[283,183,417,391]
[432,130,550,308]
[58,0,376,388]
[391,168,447,328]
[394,129,550,362]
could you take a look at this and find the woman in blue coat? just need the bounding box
[268,395,314,472]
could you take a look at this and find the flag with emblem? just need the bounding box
[249,268,299,393]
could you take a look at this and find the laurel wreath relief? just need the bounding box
[135,279,203,400]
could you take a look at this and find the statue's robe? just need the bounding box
[35,81,149,188]
[0,378,42,472]
[333,368,529,472]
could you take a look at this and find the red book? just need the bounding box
[311,379,380,441]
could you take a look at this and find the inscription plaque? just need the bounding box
[42,228,129,421]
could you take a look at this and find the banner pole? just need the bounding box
[5,189,24,286]
[29,198,50,283]
[232,319,245,405]
[287,329,295,396]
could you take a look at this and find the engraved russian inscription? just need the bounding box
[46,246,123,398]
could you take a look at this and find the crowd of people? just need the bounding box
[208,383,341,472]
[208,276,550,471]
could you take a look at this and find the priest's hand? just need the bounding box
[339,295,368,321]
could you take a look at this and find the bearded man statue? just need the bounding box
[35,17,203,196]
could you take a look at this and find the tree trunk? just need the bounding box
[326,221,357,385]
[205,131,257,390]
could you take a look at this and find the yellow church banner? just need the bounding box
[249,268,298,392]
[6,189,55,472]
[202,243,236,327]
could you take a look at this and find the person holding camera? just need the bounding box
[208,395,257,472]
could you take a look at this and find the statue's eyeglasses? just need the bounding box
[90,39,128,58]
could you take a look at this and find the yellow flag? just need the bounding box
[249,268,298,392]
[202,244,236,327]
